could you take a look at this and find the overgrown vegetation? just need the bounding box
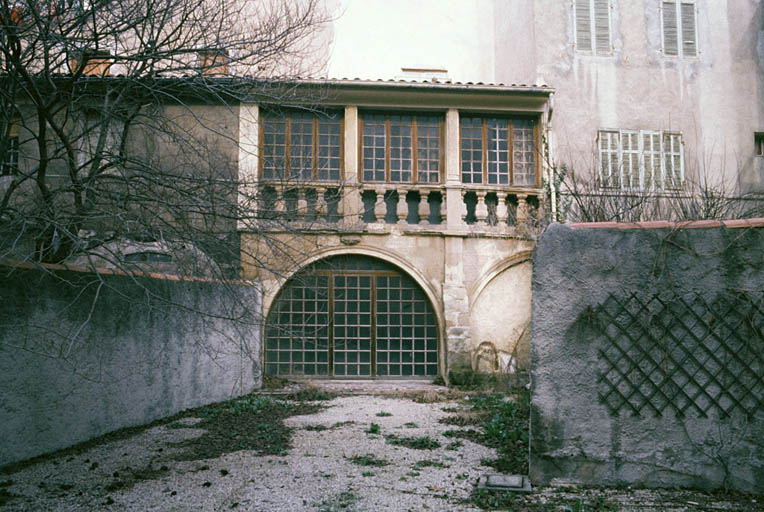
[172,395,323,461]
[441,392,530,474]
[316,490,359,512]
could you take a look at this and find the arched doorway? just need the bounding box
[265,255,439,378]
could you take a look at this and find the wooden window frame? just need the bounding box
[358,112,445,185]
[661,0,698,57]
[459,115,541,188]
[258,110,344,182]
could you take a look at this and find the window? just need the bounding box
[360,113,442,183]
[260,111,342,181]
[460,117,537,186]
[755,133,764,157]
[598,129,684,190]
[574,0,612,55]
[1,122,19,176]
[662,0,697,57]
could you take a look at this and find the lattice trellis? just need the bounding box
[590,290,764,418]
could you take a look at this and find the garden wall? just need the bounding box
[531,220,764,493]
[0,262,262,467]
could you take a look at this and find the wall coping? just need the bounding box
[0,258,259,287]
[567,218,764,230]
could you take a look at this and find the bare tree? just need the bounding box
[0,0,332,280]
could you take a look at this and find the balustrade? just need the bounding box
[256,182,541,233]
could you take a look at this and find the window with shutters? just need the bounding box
[260,111,343,181]
[360,113,443,184]
[662,0,697,57]
[598,129,684,190]
[574,0,612,55]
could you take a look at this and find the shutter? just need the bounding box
[662,1,678,56]
[594,0,611,54]
[681,2,697,56]
[575,0,593,53]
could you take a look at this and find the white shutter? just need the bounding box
[594,0,611,54]
[599,131,619,187]
[575,0,593,53]
[641,131,661,190]
[662,133,683,189]
[620,130,640,189]
[680,2,697,56]
[662,1,679,56]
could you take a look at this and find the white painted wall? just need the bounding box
[326,0,497,83]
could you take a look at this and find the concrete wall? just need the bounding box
[531,221,764,493]
[0,263,261,467]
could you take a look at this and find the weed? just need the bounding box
[331,421,355,429]
[442,391,530,474]
[456,473,469,480]
[166,421,189,429]
[304,424,328,432]
[316,490,358,512]
[347,454,388,467]
[406,471,420,477]
[385,435,441,450]
[283,387,335,402]
[402,422,419,428]
[361,471,375,477]
[465,489,521,510]
[412,459,447,470]
[365,423,381,434]
[445,440,464,451]
[375,411,393,417]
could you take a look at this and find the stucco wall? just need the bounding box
[0,264,261,467]
[531,221,764,493]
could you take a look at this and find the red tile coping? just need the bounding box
[0,258,258,287]
[568,218,764,230]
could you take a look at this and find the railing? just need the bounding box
[255,181,542,233]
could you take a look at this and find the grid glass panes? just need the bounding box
[261,111,341,181]
[361,114,443,183]
[598,129,684,190]
[460,117,537,186]
[265,255,439,378]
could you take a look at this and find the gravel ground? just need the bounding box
[1,387,761,512]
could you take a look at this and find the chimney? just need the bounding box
[71,50,113,77]
[197,49,229,76]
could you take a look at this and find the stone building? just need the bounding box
[241,0,763,381]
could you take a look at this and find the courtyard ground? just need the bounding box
[0,381,761,511]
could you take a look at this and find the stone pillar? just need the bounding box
[342,106,362,226]
[444,109,464,230]
[443,236,471,377]
[237,103,259,231]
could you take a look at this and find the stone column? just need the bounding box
[443,236,472,377]
[237,103,259,231]
[342,106,362,226]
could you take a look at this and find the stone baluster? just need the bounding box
[439,193,447,225]
[418,191,430,225]
[397,188,408,224]
[315,185,328,221]
[496,191,509,226]
[297,189,308,220]
[374,188,386,223]
[460,190,470,224]
[517,193,529,224]
[475,190,489,224]
[275,187,287,217]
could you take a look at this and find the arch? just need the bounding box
[263,245,444,332]
[468,249,533,310]
[263,250,444,378]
